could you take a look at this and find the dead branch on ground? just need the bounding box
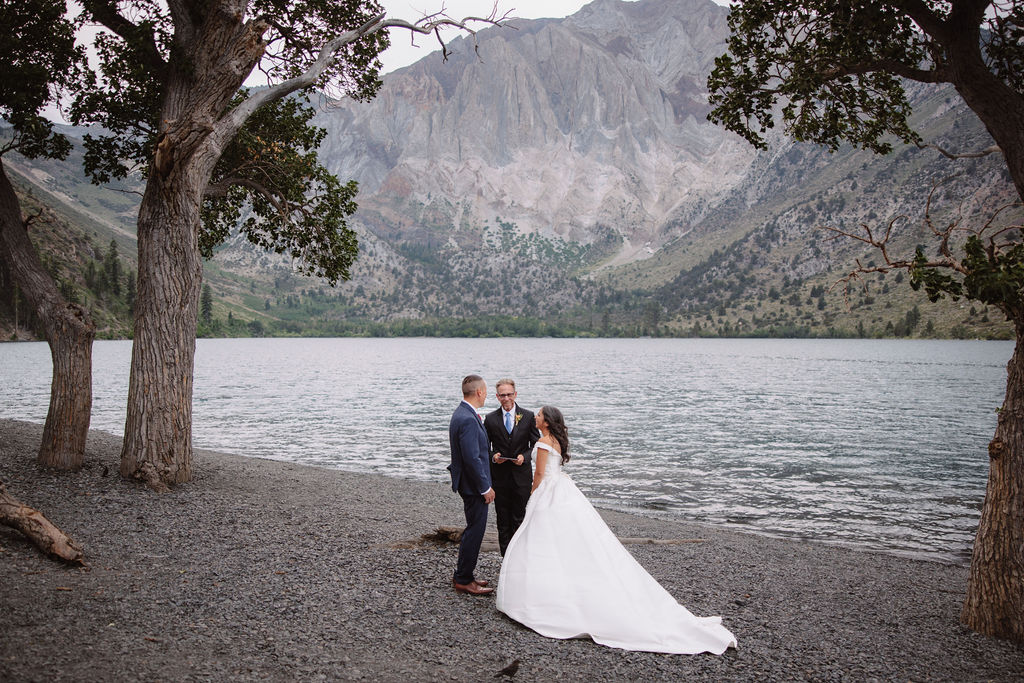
[0,481,85,566]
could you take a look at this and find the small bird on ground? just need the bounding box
[494,659,520,678]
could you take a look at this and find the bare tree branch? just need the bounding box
[821,59,949,84]
[214,7,512,154]
[206,177,289,219]
[818,180,981,306]
[983,204,1024,248]
[23,207,43,231]
[821,177,1023,309]
[916,141,1003,160]
[206,175,331,228]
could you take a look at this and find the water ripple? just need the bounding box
[0,337,1007,564]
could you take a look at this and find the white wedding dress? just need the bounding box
[496,442,737,655]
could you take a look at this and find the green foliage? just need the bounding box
[69,0,389,285]
[987,3,1024,92]
[962,237,1024,312]
[71,0,388,182]
[69,0,169,182]
[103,240,122,296]
[708,0,929,154]
[81,240,133,318]
[0,0,83,160]
[910,247,963,302]
[200,94,359,285]
[476,219,618,275]
[912,236,1024,318]
[707,1,1024,156]
[201,285,213,324]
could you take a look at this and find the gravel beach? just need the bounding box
[1,418,1022,682]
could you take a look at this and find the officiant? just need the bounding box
[484,378,541,555]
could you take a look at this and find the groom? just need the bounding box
[484,378,540,555]
[447,374,495,595]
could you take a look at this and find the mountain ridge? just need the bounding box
[316,0,753,259]
[1,0,1017,340]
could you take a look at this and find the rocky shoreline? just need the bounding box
[1,419,1022,681]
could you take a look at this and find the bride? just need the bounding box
[495,406,737,655]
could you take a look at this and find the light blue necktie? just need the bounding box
[504,411,513,433]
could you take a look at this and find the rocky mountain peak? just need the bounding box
[315,0,752,261]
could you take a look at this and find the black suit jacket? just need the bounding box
[485,405,540,491]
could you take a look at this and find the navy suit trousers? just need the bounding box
[455,491,488,585]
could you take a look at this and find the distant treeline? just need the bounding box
[194,313,1013,340]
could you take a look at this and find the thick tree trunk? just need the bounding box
[961,323,1024,643]
[953,80,1024,206]
[119,177,203,491]
[39,306,95,468]
[0,161,95,470]
[944,14,1024,205]
[115,6,265,491]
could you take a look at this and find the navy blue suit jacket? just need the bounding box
[448,401,492,496]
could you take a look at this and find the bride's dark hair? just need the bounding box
[540,406,570,464]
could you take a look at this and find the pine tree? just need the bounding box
[200,285,213,324]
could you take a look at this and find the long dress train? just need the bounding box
[496,443,737,655]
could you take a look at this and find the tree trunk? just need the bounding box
[0,160,95,470]
[119,176,203,491]
[39,304,95,469]
[953,81,1024,205]
[961,322,1024,643]
[114,2,271,491]
[945,16,1024,206]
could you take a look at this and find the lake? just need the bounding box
[0,337,1011,564]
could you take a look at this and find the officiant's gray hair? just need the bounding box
[496,378,516,390]
[462,374,485,396]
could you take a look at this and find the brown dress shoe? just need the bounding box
[474,579,489,587]
[453,579,494,595]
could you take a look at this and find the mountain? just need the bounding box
[318,0,751,261]
[2,0,1018,340]
[301,0,1016,336]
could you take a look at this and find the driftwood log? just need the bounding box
[396,526,706,551]
[0,482,85,566]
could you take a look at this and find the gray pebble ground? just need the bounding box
[1,419,1022,682]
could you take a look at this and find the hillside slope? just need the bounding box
[1,0,1017,340]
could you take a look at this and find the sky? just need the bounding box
[45,1,725,121]
[377,1,598,73]
[40,1,594,122]
[377,0,731,74]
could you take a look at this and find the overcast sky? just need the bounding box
[378,1,604,73]
[377,0,731,74]
[46,1,724,121]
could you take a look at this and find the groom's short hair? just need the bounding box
[462,374,485,396]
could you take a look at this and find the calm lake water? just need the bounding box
[0,337,1011,564]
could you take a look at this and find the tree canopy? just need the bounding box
[708,0,1024,644]
[200,94,359,284]
[69,0,390,278]
[1,0,83,160]
[707,0,1024,202]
